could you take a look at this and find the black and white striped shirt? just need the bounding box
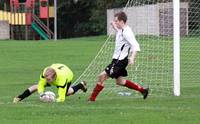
[112,25,140,60]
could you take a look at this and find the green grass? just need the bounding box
[0,36,199,124]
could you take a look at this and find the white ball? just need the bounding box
[40,91,56,103]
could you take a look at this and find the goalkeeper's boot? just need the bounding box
[79,81,87,92]
[13,97,21,103]
[141,88,149,99]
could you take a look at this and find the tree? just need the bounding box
[56,0,128,38]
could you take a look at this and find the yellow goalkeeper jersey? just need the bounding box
[38,63,73,102]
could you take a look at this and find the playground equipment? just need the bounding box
[0,0,54,40]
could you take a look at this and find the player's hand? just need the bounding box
[111,21,118,31]
[128,58,135,65]
[111,21,115,26]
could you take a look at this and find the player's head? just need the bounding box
[44,67,56,83]
[114,11,127,29]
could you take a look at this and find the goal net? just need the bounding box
[76,0,199,98]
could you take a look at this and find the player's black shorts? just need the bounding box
[105,57,128,79]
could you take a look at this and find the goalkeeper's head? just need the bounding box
[114,11,127,29]
[44,67,56,83]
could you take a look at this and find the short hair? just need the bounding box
[114,11,127,23]
[44,67,56,77]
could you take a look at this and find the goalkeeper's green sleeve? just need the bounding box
[56,87,67,102]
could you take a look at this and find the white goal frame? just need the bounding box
[173,0,180,96]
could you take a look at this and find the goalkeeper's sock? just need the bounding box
[124,80,144,92]
[71,83,83,94]
[17,89,32,100]
[89,83,104,101]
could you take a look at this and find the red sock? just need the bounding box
[89,83,104,101]
[124,80,144,92]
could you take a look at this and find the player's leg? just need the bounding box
[13,84,38,103]
[113,58,149,99]
[116,77,149,99]
[88,71,108,101]
[89,60,117,102]
[66,81,87,96]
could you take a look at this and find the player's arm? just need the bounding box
[37,74,46,96]
[129,50,137,65]
[56,85,67,102]
[55,73,67,102]
[111,21,119,31]
[123,32,140,65]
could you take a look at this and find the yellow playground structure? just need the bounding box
[0,0,54,40]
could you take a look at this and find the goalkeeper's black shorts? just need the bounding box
[105,57,128,79]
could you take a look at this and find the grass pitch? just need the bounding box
[0,36,199,124]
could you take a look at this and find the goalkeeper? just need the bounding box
[89,11,149,102]
[13,63,87,103]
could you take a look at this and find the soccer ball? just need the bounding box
[40,91,56,103]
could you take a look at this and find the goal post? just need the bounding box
[173,0,180,96]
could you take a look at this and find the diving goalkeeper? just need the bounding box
[13,63,87,103]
